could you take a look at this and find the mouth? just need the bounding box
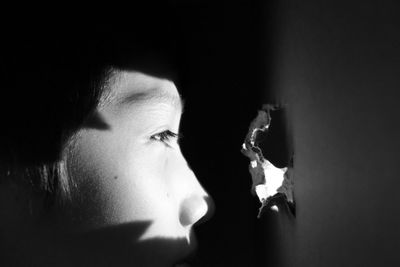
[172,231,198,267]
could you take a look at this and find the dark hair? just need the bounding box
[0,41,111,201]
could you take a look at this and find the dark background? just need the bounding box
[173,2,271,266]
[175,1,400,266]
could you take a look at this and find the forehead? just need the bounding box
[101,70,183,111]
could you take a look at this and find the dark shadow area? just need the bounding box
[255,202,296,267]
[82,111,111,131]
[65,221,197,267]
[0,221,198,267]
[258,107,293,169]
[258,193,296,219]
[174,2,278,266]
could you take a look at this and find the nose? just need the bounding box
[177,172,214,227]
[179,195,210,227]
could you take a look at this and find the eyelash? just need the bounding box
[150,130,182,145]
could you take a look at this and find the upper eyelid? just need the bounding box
[162,131,181,141]
[168,131,183,141]
[151,130,180,141]
[149,131,180,149]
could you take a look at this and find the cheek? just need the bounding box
[119,147,172,217]
[122,145,177,213]
[69,130,178,229]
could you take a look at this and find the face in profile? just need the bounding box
[48,71,212,266]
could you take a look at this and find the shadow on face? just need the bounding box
[62,221,197,267]
[1,221,197,267]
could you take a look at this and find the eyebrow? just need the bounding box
[118,89,185,113]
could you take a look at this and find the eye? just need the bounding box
[150,130,181,146]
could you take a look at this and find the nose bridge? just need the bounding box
[175,150,207,197]
[186,163,207,197]
[176,153,213,227]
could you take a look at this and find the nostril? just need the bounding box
[179,195,209,227]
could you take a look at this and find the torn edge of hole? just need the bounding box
[241,104,295,218]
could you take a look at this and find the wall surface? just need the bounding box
[266,1,400,266]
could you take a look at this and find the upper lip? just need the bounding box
[172,231,198,266]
